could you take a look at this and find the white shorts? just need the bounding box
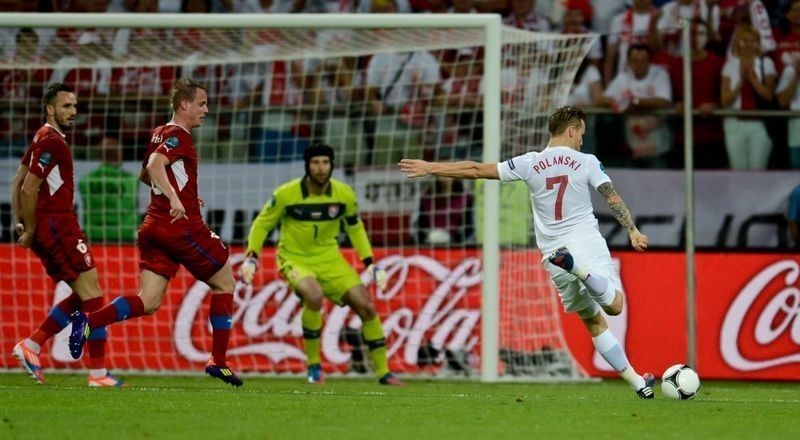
[543,232,622,319]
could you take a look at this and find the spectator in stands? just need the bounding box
[719,0,776,54]
[503,0,552,32]
[49,31,112,97]
[589,0,626,34]
[777,44,800,168]
[567,58,602,154]
[670,18,728,168]
[562,4,604,71]
[1,29,44,100]
[721,24,776,169]
[78,137,140,243]
[0,29,52,156]
[775,0,800,72]
[600,44,673,168]
[415,176,474,245]
[365,0,445,163]
[659,0,722,56]
[108,0,164,59]
[605,0,665,81]
[441,49,483,160]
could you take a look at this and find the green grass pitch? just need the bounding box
[1,373,797,439]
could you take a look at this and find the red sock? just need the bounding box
[31,293,81,346]
[82,297,106,370]
[209,293,233,366]
[87,295,146,328]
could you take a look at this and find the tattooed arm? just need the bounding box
[596,182,649,252]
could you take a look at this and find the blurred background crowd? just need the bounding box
[0,0,798,171]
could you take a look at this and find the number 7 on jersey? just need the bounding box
[546,175,568,221]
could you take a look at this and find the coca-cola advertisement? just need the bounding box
[1,244,798,380]
[561,252,800,381]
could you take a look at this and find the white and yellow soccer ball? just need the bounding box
[661,364,701,400]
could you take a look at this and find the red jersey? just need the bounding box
[21,124,75,215]
[142,122,202,224]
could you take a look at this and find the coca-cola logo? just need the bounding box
[720,260,800,371]
[174,253,483,368]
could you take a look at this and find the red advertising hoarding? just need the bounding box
[1,244,798,380]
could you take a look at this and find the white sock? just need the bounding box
[24,339,41,354]
[592,329,645,390]
[620,367,646,391]
[89,368,108,378]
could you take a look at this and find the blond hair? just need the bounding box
[731,24,762,57]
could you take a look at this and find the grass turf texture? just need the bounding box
[1,374,797,439]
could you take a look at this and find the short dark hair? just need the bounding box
[42,82,73,112]
[627,43,652,59]
[548,105,585,136]
[170,78,208,112]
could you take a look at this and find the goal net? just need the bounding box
[0,14,596,380]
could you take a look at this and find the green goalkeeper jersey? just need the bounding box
[246,177,373,262]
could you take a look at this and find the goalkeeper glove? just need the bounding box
[240,252,259,284]
[368,264,388,291]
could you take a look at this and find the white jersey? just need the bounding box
[497,146,611,253]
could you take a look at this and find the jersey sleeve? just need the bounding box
[153,130,190,164]
[27,137,65,179]
[246,187,287,256]
[341,183,374,263]
[497,152,534,183]
[587,155,612,189]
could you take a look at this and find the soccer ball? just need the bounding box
[661,364,701,400]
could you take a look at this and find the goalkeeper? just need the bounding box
[241,142,404,386]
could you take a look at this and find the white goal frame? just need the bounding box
[0,12,505,381]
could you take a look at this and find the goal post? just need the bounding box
[0,13,597,381]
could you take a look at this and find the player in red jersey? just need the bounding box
[69,79,243,387]
[10,83,125,387]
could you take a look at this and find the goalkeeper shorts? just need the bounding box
[277,252,362,305]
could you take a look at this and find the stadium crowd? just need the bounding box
[0,0,799,171]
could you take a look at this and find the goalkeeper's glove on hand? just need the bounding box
[240,253,259,284]
[368,264,388,291]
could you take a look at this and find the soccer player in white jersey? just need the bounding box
[399,105,656,399]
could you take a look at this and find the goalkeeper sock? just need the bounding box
[31,292,81,347]
[582,273,616,307]
[362,316,390,378]
[209,293,233,366]
[592,329,645,391]
[82,297,107,370]
[87,296,145,328]
[302,307,323,367]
